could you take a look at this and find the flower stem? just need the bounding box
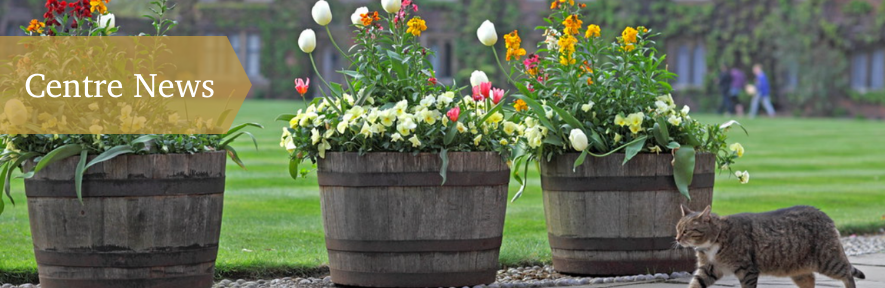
[325,26,353,63]
[309,53,344,114]
[492,47,525,105]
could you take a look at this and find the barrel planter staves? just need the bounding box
[24,152,226,288]
[540,153,715,276]
[317,152,509,287]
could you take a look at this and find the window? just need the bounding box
[692,45,706,86]
[851,49,885,91]
[673,41,706,88]
[871,50,884,90]
[676,44,691,85]
[246,34,261,77]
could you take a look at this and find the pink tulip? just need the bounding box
[491,88,504,104]
[472,82,492,101]
[295,78,310,96]
[447,107,460,122]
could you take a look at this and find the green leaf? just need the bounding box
[86,145,135,169]
[225,146,246,170]
[387,50,407,78]
[0,163,8,215]
[623,136,647,164]
[275,114,297,122]
[573,150,588,172]
[510,156,532,202]
[220,131,258,151]
[74,150,88,204]
[19,144,83,179]
[514,95,555,131]
[439,149,449,186]
[223,122,263,139]
[549,105,584,130]
[288,158,300,180]
[479,103,504,124]
[652,117,670,147]
[443,118,459,145]
[673,146,696,200]
[4,152,38,204]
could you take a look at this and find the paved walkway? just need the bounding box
[565,253,885,288]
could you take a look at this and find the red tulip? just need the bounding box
[491,88,504,104]
[295,78,310,96]
[428,77,437,85]
[447,107,460,122]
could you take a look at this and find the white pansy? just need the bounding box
[311,128,321,145]
[668,115,682,126]
[420,96,436,108]
[408,135,421,147]
[581,101,595,112]
[682,105,691,115]
[391,133,403,142]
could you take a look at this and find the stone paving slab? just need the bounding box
[564,254,885,288]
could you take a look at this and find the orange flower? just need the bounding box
[504,30,527,61]
[26,19,45,34]
[621,44,635,52]
[585,24,600,38]
[560,0,575,6]
[361,11,380,26]
[622,26,639,44]
[90,0,109,14]
[562,15,582,35]
[550,1,559,9]
[513,99,529,112]
[406,17,427,36]
[579,3,587,8]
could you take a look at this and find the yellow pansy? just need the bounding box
[614,114,628,127]
[729,143,745,158]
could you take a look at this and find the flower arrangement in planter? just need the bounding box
[281,1,517,287]
[476,1,748,275]
[0,1,261,287]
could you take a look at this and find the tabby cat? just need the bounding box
[675,205,865,288]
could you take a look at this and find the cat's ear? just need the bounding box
[680,204,693,217]
[700,205,712,220]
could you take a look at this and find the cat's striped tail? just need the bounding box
[852,266,866,279]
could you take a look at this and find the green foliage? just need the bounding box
[845,0,874,15]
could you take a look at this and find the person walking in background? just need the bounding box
[749,63,775,118]
[730,67,746,116]
[717,64,734,115]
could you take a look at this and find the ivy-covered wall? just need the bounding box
[576,0,884,116]
[17,0,867,115]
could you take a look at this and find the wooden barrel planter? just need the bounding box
[540,153,715,276]
[24,152,226,288]
[317,152,509,287]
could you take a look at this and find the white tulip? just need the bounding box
[569,129,589,152]
[312,0,333,26]
[97,13,115,30]
[298,29,317,53]
[477,20,498,46]
[351,7,369,25]
[470,70,489,87]
[381,0,401,13]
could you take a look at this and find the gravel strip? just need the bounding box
[4,234,884,288]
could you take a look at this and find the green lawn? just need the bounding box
[1,100,883,283]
